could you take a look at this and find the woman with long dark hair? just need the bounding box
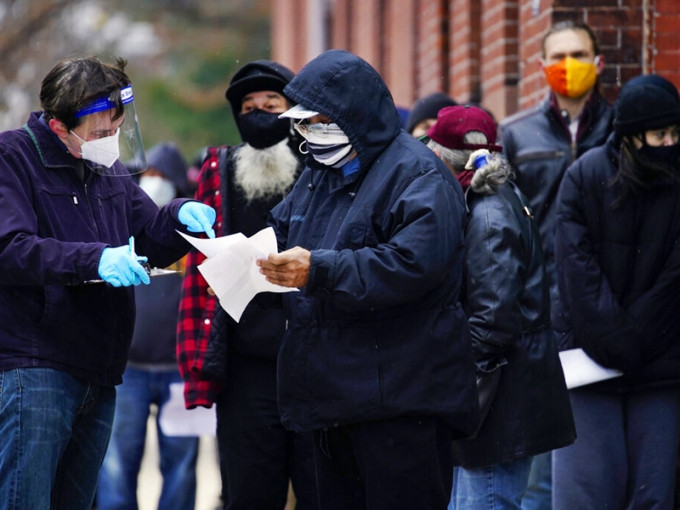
[553,73,680,509]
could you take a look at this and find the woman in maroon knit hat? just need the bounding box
[427,105,575,510]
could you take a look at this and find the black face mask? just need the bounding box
[238,109,291,149]
[637,143,680,168]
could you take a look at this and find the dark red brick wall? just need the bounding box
[480,1,521,117]
[654,0,680,85]
[382,0,418,106]
[449,0,479,105]
[414,0,449,97]
[272,0,680,121]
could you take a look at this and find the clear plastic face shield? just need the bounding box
[72,85,146,176]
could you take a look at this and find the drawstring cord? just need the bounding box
[319,428,332,459]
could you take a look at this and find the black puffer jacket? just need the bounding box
[452,171,575,468]
[555,133,680,391]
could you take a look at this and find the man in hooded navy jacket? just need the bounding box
[257,49,479,510]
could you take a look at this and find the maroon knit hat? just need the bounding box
[427,105,502,152]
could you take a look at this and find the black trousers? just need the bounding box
[312,415,454,510]
[215,354,317,510]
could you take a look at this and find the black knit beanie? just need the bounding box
[405,92,457,134]
[225,60,295,115]
[614,74,680,136]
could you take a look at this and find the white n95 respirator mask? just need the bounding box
[72,129,121,168]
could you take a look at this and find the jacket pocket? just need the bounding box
[35,184,92,242]
[515,149,566,164]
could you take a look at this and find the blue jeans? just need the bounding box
[97,366,199,510]
[0,367,115,510]
[450,457,533,510]
[521,452,552,510]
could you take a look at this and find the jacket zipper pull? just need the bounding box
[72,195,78,205]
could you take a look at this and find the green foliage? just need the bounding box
[135,78,239,160]
[191,56,240,89]
[122,1,272,162]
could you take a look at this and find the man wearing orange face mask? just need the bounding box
[499,20,614,510]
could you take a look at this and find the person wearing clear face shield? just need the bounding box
[0,56,215,510]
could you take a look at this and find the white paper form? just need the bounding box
[558,348,623,389]
[179,230,247,258]
[159,382,216,437]
[178,227,297,322]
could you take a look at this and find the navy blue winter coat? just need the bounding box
[555,133,680,391]
[269,50,479,434]
[0,113,191,386]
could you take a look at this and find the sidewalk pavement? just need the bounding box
[137,414,221,510]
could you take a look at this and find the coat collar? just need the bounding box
[23,112,79,170]
[543,90,609,142]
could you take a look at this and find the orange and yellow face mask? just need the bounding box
[543,56,599,98]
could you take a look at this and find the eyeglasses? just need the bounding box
[294,120,345,139]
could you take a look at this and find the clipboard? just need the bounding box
[84,267,179,284]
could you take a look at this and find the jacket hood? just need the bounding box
[283,50,402,170]
[145,142,188,196]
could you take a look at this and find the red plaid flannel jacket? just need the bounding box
[176,148,223,408]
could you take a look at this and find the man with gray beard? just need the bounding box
[176,60,316,510]
[233,136,300,202]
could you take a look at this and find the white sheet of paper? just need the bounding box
[559,348,623,389]
[179,230,246,258]
[179,228,297,322]
[158,383,216,437]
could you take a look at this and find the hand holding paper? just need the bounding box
[257,246,311,288]
[179,227,297,322]
[177,202,216,238]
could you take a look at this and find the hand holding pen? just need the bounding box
[96,236,151,287]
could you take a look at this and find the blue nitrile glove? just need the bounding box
[98,245,151,287]
[178,201,216,238]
